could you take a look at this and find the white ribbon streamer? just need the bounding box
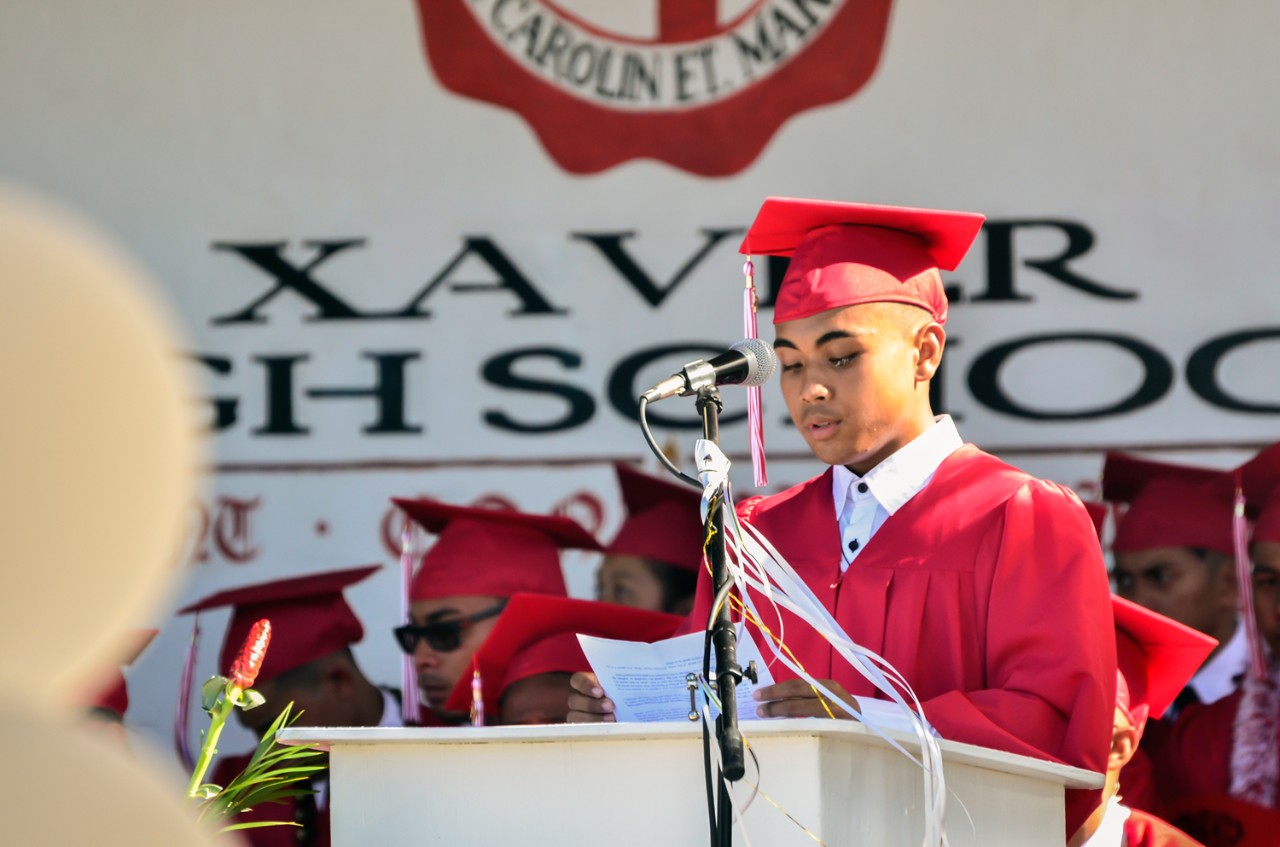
[693,441,949,847]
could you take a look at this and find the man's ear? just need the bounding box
[1110,719,1140,771]
[915,323,945,382]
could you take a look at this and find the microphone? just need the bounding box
[640,339,777,403]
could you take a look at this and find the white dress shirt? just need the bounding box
[1186,618,1249,707]
[831,415,964,573]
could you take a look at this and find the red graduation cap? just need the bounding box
[1234,441,1280,543]
[394,498,600,601]
[1112,595,1217,736]
[1103,452,1235,556]
[739,197,985,325]
[178,565,379,685]
[604,463,704,572]
[443,593,682,715]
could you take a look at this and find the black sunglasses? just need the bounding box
[393,600,507,654]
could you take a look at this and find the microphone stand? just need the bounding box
[695,385,748,846]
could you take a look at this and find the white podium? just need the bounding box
[282,719,1101,846]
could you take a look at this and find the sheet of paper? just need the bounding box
[578,625,774,724]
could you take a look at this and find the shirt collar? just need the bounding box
[832,416,964,517]
[1188,618,1250,704]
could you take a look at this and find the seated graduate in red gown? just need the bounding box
[391,498,600,725]
[1071,596,1215,846]
[567,197,1117,839]
[1103,453,1247,716]
[181,566,400,847]
[439,594,682,726]
[1147,443,1280,846]
[596,463,703,616]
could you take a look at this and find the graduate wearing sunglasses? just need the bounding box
[392,498,601,725]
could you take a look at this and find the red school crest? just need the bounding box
[414,0,894,176]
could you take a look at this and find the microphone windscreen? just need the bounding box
[731,338,777,387]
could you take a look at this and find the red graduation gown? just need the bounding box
[1148,691,1239,810]
[687,445,1116,838]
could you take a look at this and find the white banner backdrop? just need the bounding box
[2,0,1277,754]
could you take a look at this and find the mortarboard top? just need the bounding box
[443,593,682,714]
[1102,452,1234,556]
[394,498,600,601]
[604,463,705,572]
[178,565,378,685]
[1112,595,1217,736]
[739,197,985,325]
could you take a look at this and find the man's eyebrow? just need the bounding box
[815,330,858,346]
[773,330,861,351]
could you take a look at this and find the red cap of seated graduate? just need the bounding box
[1235,441,1280,544]
[1112,595,1217,737]
[739,197,985,325]
[444,594,682,714]
[604,463,704,571]
[395,499,600,601]
[1103,452,1235,556]
[178,565,378,685]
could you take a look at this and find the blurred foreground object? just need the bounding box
[0,187,219,844]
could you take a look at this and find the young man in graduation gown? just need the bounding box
[438,593,681,726]
[1148,444,1280,836]
[182,566,402,847]
[1071,596,1215,846]
[391,498,600,725]
[568,197,1117,840]
[596,463,702,615]
[1104,453,1247,714]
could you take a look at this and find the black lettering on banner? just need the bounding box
[673,51,696,102]
[974,221,1136,302]
[211,240,368,324]
[396,237,565,318]
[733,17,781,79]
[482,347,596,433]
[253,354,310,435]
[608,343,749,430]
[792,0,836,26]
[305,352,423,434]
[186,354,237,431]
[572,228,742,307]
[1186,328,1280,413]
[967,332,1173,420]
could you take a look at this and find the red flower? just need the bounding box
[228,619,271,689]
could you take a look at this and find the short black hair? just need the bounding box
[643,560,697,614]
